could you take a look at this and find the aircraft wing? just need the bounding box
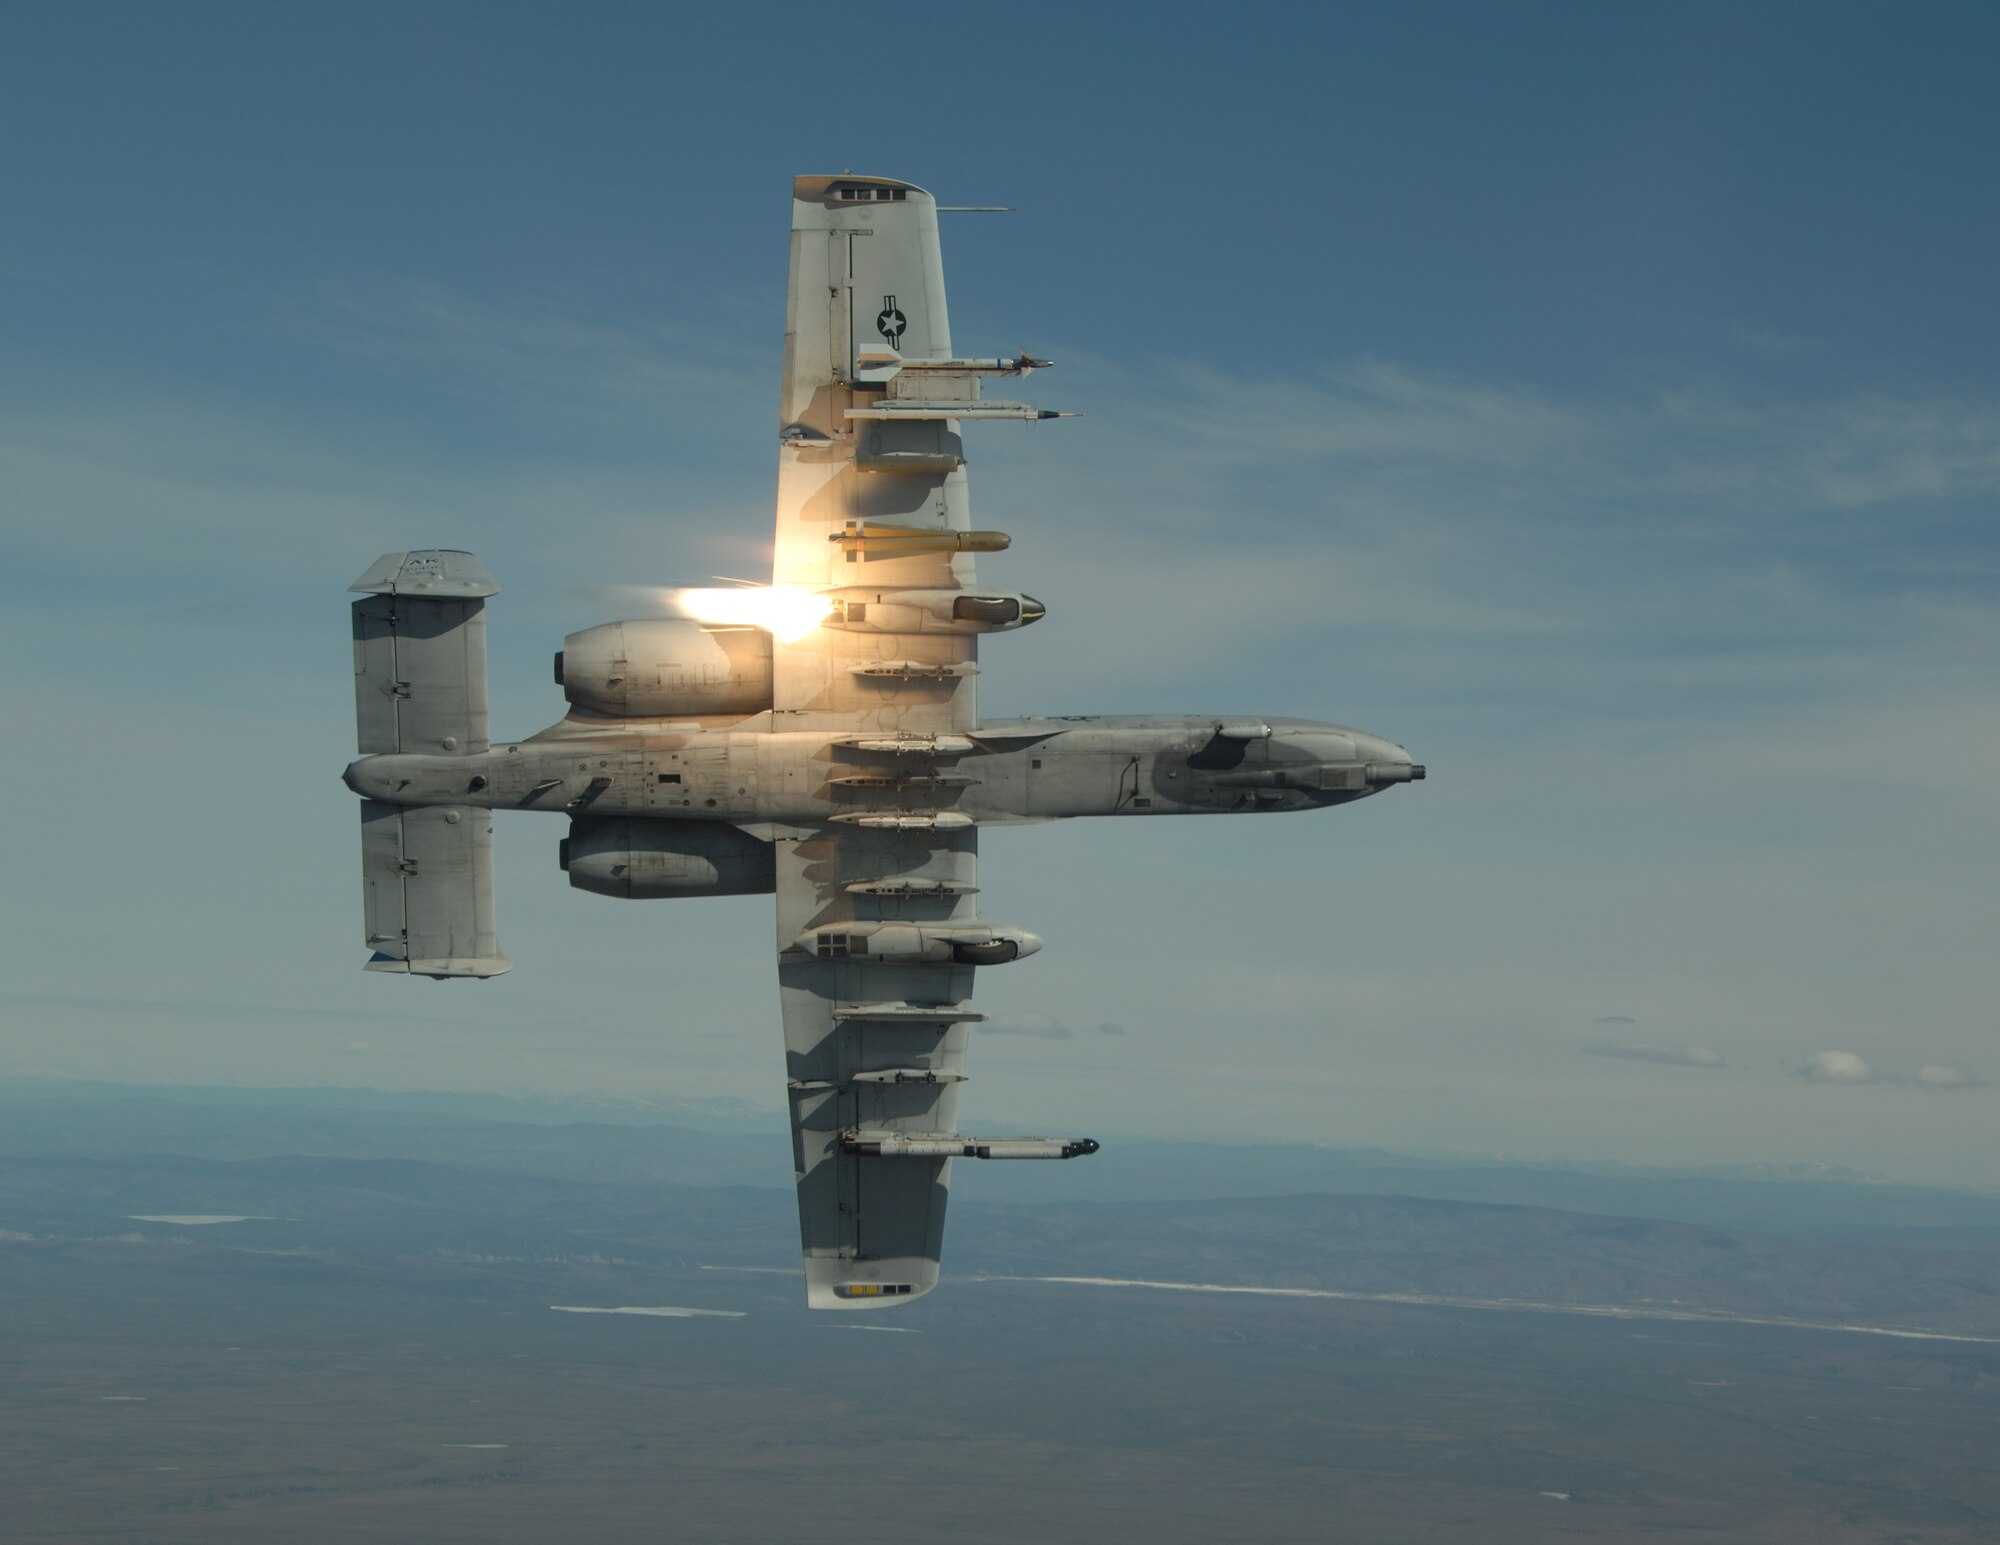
[768,176,1035,1306]
[772,172,1044,734]
[776,824,980,1306]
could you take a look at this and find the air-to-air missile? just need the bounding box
[842,1132,1101,1160]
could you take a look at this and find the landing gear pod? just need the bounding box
[821,588,1045,635]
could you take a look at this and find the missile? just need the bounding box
[844,400,1071,422]
[831,521,1011,561]
[892,352,1053,375]
[843,1131,1100,1160]
[849,1068,967,1086]
[835,733,977,756]
[847,660,979,679]
[851,349,1049,386]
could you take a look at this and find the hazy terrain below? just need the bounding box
[9,1083,2000,1247]
[3,1083,1997,1542]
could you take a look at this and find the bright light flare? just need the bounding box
[671,584,831,643]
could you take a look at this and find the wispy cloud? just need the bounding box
[1119,359,2000,520]
[978,1013,1073,1040]
[986,351,2000,745]
[275,277,763,429]
[1802,1051,1879,1084]
[1582,1043,1724,1068]
[1797,1052,1986,1090]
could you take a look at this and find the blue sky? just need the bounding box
[3,4,1997,1184]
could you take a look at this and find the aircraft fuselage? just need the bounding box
[343,714,1424,828]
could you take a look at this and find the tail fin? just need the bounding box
[349,551,510,979]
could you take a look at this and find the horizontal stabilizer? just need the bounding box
[349,550,507,981]
[359,802,509,979]
[351,551,498,756]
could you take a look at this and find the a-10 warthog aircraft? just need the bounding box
[343,174,1424,1309]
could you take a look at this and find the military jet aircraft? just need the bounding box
[342,174,1423,1309]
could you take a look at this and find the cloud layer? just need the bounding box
[1802,1050,1875,1084]
[978,1013,1073,1040]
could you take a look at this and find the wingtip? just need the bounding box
[802,1257,940,1310]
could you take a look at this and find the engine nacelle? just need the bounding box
[561,817,775,899]
[555,620,773,718]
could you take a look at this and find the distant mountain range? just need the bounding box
[4,1082,2000,1338]
[4,1080,1999,1250]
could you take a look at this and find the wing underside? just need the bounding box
[770,176,995,1307]
[772,175,979,737]
[777,824,980,1306]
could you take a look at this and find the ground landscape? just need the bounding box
[4,1084,1998,1542]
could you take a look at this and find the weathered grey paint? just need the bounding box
[343,716,1415,826]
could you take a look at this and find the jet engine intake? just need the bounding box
[562,817,775,898]
[557,620,773,718]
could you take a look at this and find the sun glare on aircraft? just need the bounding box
[669,584,832,643]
